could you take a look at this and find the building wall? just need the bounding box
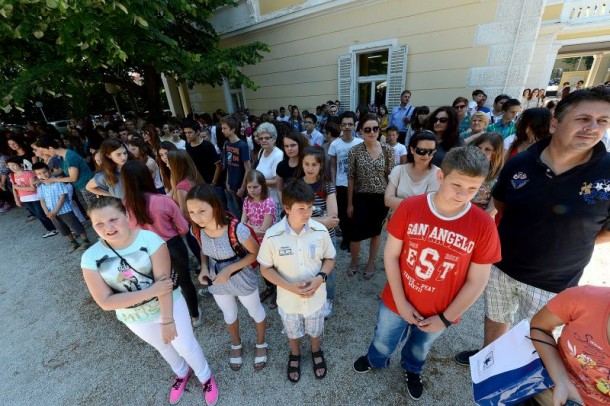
[192,0,499,114]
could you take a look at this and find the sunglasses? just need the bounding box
[453,105,466,109]
[432,117,449,123]
[362,126,380,134]
[414,147,436,156]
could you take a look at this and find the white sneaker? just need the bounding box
[43,230,58,238]
[324,299,333,318]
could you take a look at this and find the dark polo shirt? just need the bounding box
[493,137,610,293]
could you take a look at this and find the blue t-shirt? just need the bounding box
[63,149,93,191]
[223,139,250,191]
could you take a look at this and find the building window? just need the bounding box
[223,76,247,113]
[338,40,407,111]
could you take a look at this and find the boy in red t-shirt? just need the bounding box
[353,146,501,400]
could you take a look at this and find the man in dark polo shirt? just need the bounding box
[182,119,221,186]
[455,87,610,365]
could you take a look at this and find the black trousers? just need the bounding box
[167,235,199,318]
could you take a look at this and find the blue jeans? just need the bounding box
[23,200,56,232]
[367,301,444,374]
[224,189,242,219]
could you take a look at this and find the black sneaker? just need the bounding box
[454,349,479,366]
[405,372,423,400]
[353,355,372,373]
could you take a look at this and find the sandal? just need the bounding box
[347,266,357,277]
[311,349,327,380]
[287,353,301,383]
[254,342,268,370]
[363,270,375,280]
[229,343,243,371]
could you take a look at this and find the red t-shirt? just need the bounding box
[381,194,501,319]
[547,286,610,406]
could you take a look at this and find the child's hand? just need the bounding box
[418,315,447,333]
[43,178,55,185]
[214,268,232,285]
[297,277,322,298]
[197,270,211,285]
[47,212,57,220]
[150,276,174,297]
[327,216,340,228]
[161,322,178,344]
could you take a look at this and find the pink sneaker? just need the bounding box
[169,368,191,405]
[202,374,218,406]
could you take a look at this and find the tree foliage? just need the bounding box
[0,0,269,118]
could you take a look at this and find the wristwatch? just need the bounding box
[438,312,453,328]
[316,272,328,283]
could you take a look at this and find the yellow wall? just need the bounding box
[542,4,563,21]
[259,0,305,15]
[557,28,610,40]
[197,0,498,114]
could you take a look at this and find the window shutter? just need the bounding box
[337,54,353,111]
[386,45,408,109]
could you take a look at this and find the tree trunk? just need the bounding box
[143,65,163,124]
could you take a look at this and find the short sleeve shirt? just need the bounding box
[186,140,220,184]
[243,196,276,242]
[381,194,501,318]
[11,171,38,201]
[63,149,93,191]
[388,164,440,199]
[257,218,336,316]
[547,286,610,406]
[94,171,124,199]
[328,137,363,187]
[37,181,72,214]
[347,143,395,194]
[80,230,172,323]
[492,138,610,293]
[223,139,250,191]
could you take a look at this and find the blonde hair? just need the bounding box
[469,111,490,127]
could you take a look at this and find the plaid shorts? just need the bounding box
[278,307,325,339]
[484,265,556,324]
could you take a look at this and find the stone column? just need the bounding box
[161,74,185,118]
[587,52,610,86]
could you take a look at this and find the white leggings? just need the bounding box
[126,295,211,382]
[213,289,266,325]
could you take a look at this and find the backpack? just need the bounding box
[191,212,259,268]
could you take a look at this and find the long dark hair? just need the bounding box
[302,146,331,187]
[121,160,157,225]
[186,183,229,228]
[407,130,438,167]
[409,106,430,132]
[100,138,132,186]
[426,106,460,148]
[510,108,551,154]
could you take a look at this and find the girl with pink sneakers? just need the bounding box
[80,197,218,405]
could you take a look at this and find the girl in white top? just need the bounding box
[385,130,440,212]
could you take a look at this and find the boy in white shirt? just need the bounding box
[257,179,336,383]
[386,126,407,165]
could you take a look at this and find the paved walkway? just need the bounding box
[1,206,608,405]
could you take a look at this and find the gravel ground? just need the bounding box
[1,206,608,405]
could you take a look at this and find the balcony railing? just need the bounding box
[561,1,609,25]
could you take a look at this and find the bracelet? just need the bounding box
[161,321,175,326]
[438,313,453,328]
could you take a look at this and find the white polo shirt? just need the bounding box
[257,217,336,316]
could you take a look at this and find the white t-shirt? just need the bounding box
[388,164,440,199]
[171,139,186,150]
[256,146,284,204]
[328,137,364,187]
[503,134,516,151]
[388,143,408,165]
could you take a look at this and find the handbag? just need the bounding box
[470,319,554,406]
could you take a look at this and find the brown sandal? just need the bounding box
[347,266,357,277]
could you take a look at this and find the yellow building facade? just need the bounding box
[164,0,610,116]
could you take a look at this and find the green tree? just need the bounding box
[0,0,269,120]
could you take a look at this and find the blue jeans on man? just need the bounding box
[367,301,444,373]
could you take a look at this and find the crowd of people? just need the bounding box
[1,83,610,405]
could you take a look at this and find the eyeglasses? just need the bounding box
[432,117,449,123]
[304,121,314,125]
[453,105,466,110]
[258,136,271,141]
[341,123,354,128]
[362,126,380,134]
[414,147,436,156]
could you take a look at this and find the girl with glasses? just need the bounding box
[425,106,463,167]
[346,114,395,280]
[384,130,440,212]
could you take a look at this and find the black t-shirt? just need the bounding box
[276,159,298,180]
[186,140,220,184]
[493,138,610,293]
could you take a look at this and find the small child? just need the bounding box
[386,126,408,165]
[258,179,336,383]
[33,162,91,252]
[352,146,501,400]
[241,170,278,309]
[7,156,58,238]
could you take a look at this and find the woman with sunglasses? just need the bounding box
[346,114,395,280]
[384,130,440,212]
[452,97,471,135]
[426,106,463,167]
